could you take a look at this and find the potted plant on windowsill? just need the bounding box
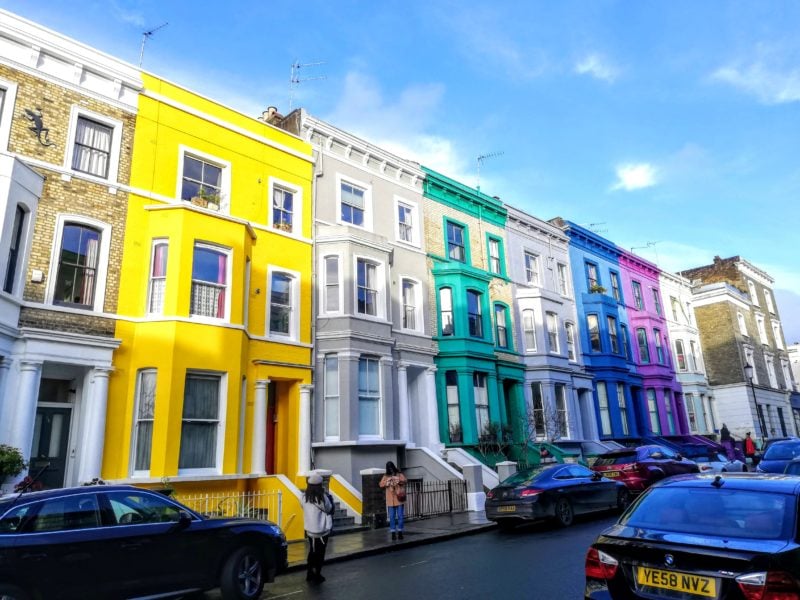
[0,444,26,483]
[589,283,607,294]
[190,188,221,211]
[273,222,293,233]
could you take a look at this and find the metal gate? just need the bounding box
[404,479,468,520]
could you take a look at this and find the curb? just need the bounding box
[285,522,497,573]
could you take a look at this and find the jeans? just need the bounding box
[388,504,404,532]
[306,534,329,575]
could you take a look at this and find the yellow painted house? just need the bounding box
[104,73,315,539]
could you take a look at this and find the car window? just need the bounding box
[499,467,550,486]
[105,491,182,525]
[764,442,800,461]
[594,452,637,466]
[785,462,800,475]
[0,504,33,534]
[568,465,594,478]
[621,487,793,540]
[27,494,101,532]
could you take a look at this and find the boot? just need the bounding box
[398,531,404,540]
[306,568,315,582]
[391,531,397,540]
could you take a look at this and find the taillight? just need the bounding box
[736,571,800,600]
[585,547,619,580]
[486,490,494,499]
[520,488,541,498]
[699,465,714,472]
[621,463,638,472]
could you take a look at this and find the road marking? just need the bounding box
[400,560,429,568]
[271,590,304,598]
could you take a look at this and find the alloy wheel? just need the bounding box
[237,553,263,597]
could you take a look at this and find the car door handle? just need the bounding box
[21,552,47,560]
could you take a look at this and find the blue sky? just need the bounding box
[8,1,800,340]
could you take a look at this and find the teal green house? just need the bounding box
[422,168,526,459]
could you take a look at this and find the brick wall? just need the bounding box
[694,303,741,386]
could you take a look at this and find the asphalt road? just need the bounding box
[254,513,618,599]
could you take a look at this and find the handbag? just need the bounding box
[395,487,407,503]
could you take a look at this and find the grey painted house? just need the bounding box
[504,205,595,441]
[287,112,445,490]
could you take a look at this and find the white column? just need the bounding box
[424,366,442,451]
[251,379,268,475]
[78,367,112,483]
[297,384,313,476]
[8,361,42,475]
[0,358,12,443]
[397,362,411,445]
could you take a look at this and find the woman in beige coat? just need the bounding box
[379,461,407,540]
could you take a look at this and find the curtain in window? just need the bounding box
[179,376,220,469]
[134,371,156,471]
[73,118,112,178]
[216,254,226,318]
[80,237,98,304]
[148,244,168,313]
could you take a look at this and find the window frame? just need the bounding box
[178,371,226,475]
[585,262,600,290]
[46,214,112,312]
[522,308,536,352]
[354,256,385,320]
[610,271,622,303]
[324,354,340,441]
[358,356,382,439]
[146,239,168,315]
[474,372,490,438]
[652,288,663,315]
[546,311,560,354]
[189,242,232,322]
[647,388,661,434]
[320,254,343,315]
[439,287,455,336]
[64,105,123,183]
[617,383,629,435]
[486,235,505,276]
[632,281,644,310]
[738,312,749,337]
[177,146,232,213]
[587,314,601,352]
[597,382,612,436]
[130,368,157,477]
[445,219,468,263]
[637,327,651,363]
[400,277,423,332]
[748,280,759,306]
[524,251,541,286]
[654,328,665,365]
[565,322,577,361]
[467,289,484,338]
[446,371,462,442]
[266,266,300,340]
[675,339,687,371]
[3,204,28,296]
[394,196,421,247]
[336,173,372,230]
[267,177,303,236]
[557,262,570,296]
[494,303,511,350]
[0,78,18,151]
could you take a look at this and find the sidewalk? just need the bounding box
[286,511,496,571]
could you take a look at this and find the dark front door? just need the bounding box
[266,381,276,474]
[30,406,72,489]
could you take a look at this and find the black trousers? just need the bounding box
[307,534,329,575]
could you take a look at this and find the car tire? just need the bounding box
[219,546,265,600]
[617,488,631,512]
[0,585,31,600]
[555,497,574,527]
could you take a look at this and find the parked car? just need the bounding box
[677,444,747,473]
[485,463,629,530]
[585,473,800,599]
[591,445,699,493]
[756,439,800,473]
[550,439,625,465]
[0,485,288,600]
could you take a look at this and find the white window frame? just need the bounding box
[766,354,778,388]
[358,356,382,439]
[617,383,629,435]
[400,276,423,332]
[781,358,793,390]
[474,373,490,437]
[765,289,776,315]
[772,321,784,349]
[689,340,700,372]
[522,308,536,352]
[748,280,759,306]
[555,383,569,438]
[495,304,509,349]
[524,251,541,286]
[146,239,168,315]
[324,354,340,441]
[488,238,502,275]
[675,339,687,371]
[597,382,612,436]
[393,196,420,248]
[130,368,157,477]
[353,255,386,320]
[176,146,232,213]
[189,242,232,323]
[756,313,768,345]
[565,322,577,361]
[64,105,123,183]
[45,214,112,312]
[268,176,303,236]
[178,371,227,476]
[2,202,33,298]
[336,173,372,230]
[546,312,560,354]
[557,263,570,297]
[738,312,749,337]
[319,253,343,315]
[0,77,18,152]
[266,266,300,341]
[744,346,758,384]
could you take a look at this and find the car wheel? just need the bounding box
[0,585,31,600]
[219,546,265,600]
[555,497,573,527]
[616,488,631,512]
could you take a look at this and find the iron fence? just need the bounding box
[404,479,468,520]
[174,489,282,525]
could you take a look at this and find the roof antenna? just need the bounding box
[139,22,169,68]
[476,151,503,192]
[630,241,661,264]
[289,60,326,111]
[711,475,724,488]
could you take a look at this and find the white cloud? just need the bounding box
[574,53,619,83]
[110,1,146,28]
[712,63,800,104]
[610,163,658,191]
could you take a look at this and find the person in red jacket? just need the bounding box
[744,431,758,466]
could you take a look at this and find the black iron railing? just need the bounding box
[404,479,468,520]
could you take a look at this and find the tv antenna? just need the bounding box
[630,241,661,263]
[583,222,607,234]
[139,22,168,67]
[289,60,326,111]
[476,151,503,192]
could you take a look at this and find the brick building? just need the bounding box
[684,256,797,440]
[0,11,141,489]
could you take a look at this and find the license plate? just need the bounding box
[637,566,716,598]
[497,505,516,513]
[602,470,621,478]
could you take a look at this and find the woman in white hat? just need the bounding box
[303,472,334,582]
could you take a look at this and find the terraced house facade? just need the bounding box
[0,11,139,491]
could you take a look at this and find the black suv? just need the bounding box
[0,485,287,600]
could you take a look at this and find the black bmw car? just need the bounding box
[585,473,800,599]
[486,463,629,530]
[0,485,288,600]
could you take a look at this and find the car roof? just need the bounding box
[657,473,800,493]
[599,444,664,456]
[0,484,153,506]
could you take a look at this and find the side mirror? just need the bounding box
[675,453,683,461]
[591,472,602,481]
[170,510,193,532]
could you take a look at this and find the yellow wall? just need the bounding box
[105,73,314,498]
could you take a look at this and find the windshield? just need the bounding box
[621,487,794,540]
[594,452,636,466]
[499,467,549,486]
[763,442,800,461]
